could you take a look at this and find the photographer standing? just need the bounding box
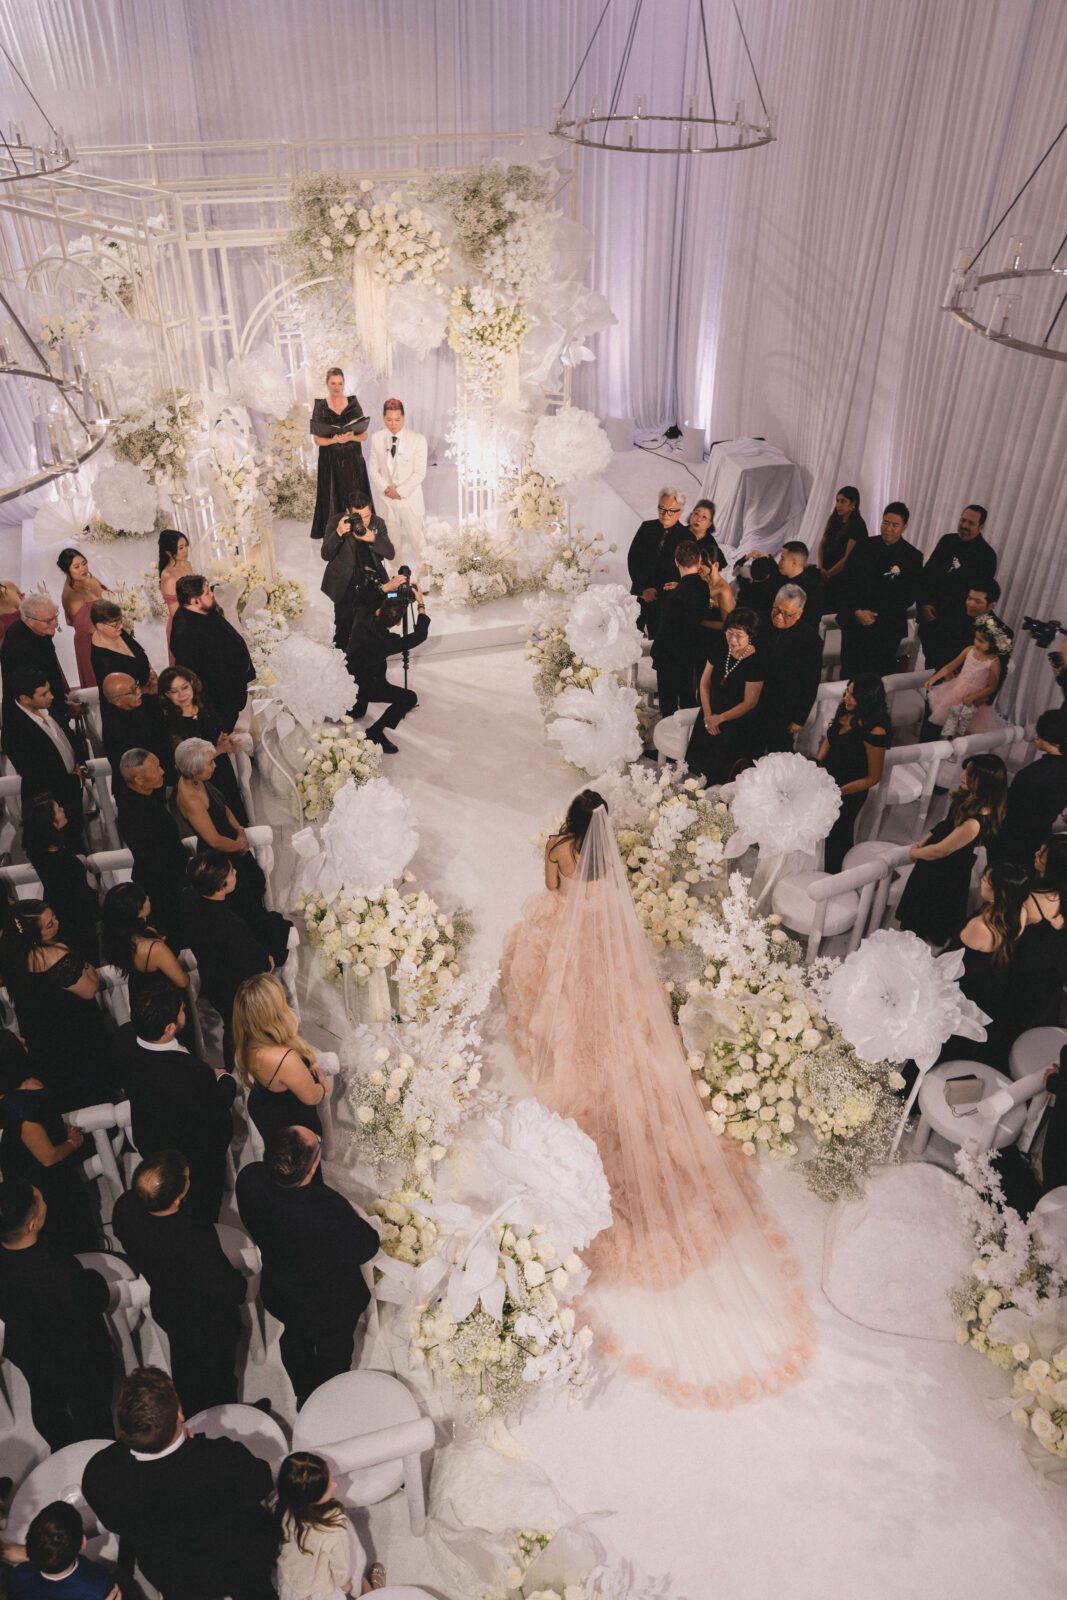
[346,583,430,753]
[320,492,395,651]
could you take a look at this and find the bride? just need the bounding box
[500,789,813,1409]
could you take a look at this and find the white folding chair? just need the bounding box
[912,1061,1029,1159]
[771,854,890,960]
[0,771,22,859]
[75,1251,152,1375]
[65,1101,128,1220]
[215,1222,268,1366]
[85,847,135,890]
[317,1049,340,1158]
[183,1401,289,1474]
[231,730,256,824]
[0,862,44,899]
[1009,1027,1067,1154]
[84,757,120,848]
[882,668,929,742]
[796,679,846,759]
[936,723,1024,791]
[96,964,131,1027]
[652,707,698,765]
[68,686,103,753]
[7,1440,117,1562]
[856,739,953,842]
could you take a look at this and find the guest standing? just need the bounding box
[627,488,686,638]
[309,367,372,542]
[237,1126,379,1407]
[651,540,710,718]
[817,675,890,873]
[2,671,85,839]
[100,880,191,1021]
[89,600,154,694]
[759,584,822,753]
[9,1499,117,1599]
[6,899,113,1109]
[697,549,735,632]
[1008,836,1067,1041]
[816,485,866,617]
[896,754,1007,946]
[57,548,108,689]
[934,862,1031,1070]
[366,397,427,566]
[320,492,394,651]
[684,609,765,785]
[158,529,193,662]
[115,750,189,945]
[233,973,327,1151]
[180,852,274,1067]
[159,665,247,825]
[988,709,1067,868]
[100,673,173,782]
[917,504,998,671]
[683,498,726,570]
[0,593,80,727]
[839,502,922,679]
[169,576,255,733]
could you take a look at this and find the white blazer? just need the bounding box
[368,426,427,514]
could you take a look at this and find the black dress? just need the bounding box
[684,638,764,785]
[248,1048,323,1147]
[26,843,100,962]
[1004,898,1067,1043]
[309,395,373,541]
[162,700,248,826]
[12,949,116,1109]
[934,941,1014,1070]
[896,815,985,947]
[819,715,889,875]
[1,1080,97,1251]
[197,782,291,967]
[818,512,867,615]
[89,630,152,690]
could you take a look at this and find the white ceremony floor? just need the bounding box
[7,451,1064,1598]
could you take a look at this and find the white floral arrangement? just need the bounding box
[408,1220,593,1422]
[109,391,199,494]
[346,1041,476,1179]
[263,405,317,520]
[56,226,164,310]
[295,721,382,822]
[421,162,553,282]
[110,580,147,632]
[282,171,449,284]
[526,622,598,714]
[252,630,355,729]
[510,468,566,534]
[547,672,642,777]
[420,517,520,608]
[563,584,641,675]
[530,407,613,498]
[952,1151,1067,1470]
[135,565,170,621]
[530,525,614,597]
[243,609,289,683]
[298,885,473,1018]
[38,305,95,358]
[90,459,161,535]
[370,1185,441,1267]
[207,558,306,624]
[448,285,528,401]
[83,509,171,546]
[210,442,271,547]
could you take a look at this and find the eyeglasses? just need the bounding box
[658,505,681,516]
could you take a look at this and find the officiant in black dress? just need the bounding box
[309,367,373,541]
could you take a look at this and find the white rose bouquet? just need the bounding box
[110,391,200,494]
[208,558,306,624]
[448,285,528,400]
[369,1186,440,1267]
[298,885,473,1018]
[346,1042,473,1179]
[420,518,521,608]
[294,721,382,822]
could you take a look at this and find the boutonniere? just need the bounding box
[886,565,901,579]
[950,557,961,571]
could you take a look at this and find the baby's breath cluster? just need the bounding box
[347,1043,476,1179]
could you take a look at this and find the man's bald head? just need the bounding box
[103,672,141,708]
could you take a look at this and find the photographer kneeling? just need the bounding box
[346,581,430,753]
[320,492,394,651]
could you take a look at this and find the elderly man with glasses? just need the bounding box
[0,592,84,727]
[101,671,174,782]
[627,486,687,639]
[759,583,823,753]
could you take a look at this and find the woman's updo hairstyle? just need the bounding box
[562,789,607,845]
[325,366,344,381]
[56,547,84,577]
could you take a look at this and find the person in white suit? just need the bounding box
[367,398,428,567]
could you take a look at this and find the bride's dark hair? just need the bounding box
[560,789,607,849]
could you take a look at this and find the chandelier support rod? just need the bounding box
[730,0,769,117]
[697,0,720,147]
[1041,286,1067,351]
[602,0,645,146]
[0,288,90,434]
[1051,226,1067,268]
[970,116,1067,270]
[0,43,59,136]
[558,0,613,116]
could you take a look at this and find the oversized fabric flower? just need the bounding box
[225,344,293,420]
[548,672,642,776]
[530,406,612,496]
[386,281,449,359]
[91,458,160,533]
[318,777,418,895]
[474,1099,612,1255]
[823,929,989,1069]
[726,752,842,857]
[563,584,641,673]
[258,632,353,731]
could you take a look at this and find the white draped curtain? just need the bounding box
[2,0,1065,713]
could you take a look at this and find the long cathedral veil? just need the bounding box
[504,805,812,1407]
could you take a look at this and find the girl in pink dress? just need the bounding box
[925,614,1012,736]
[158,529,193,665]
[57,547,108,687]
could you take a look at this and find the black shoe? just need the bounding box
[368,730,398,754]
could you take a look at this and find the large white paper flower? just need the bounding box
[725,752,842,857]
[548,672,642,776]
[564,584,641,673]
[225,344,292,420]
[319,777,418,895]
[91,458,160,533]
[823,929,989,1069]
[262,633,353,730]
[531,405,612,496]
[475,1099,612,1255]
[385,281,449,359]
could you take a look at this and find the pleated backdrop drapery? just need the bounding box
[1,0,1065,713]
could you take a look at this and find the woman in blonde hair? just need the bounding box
[309,366,372,542]
[232,972,327,1151]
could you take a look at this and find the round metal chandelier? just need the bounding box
[551,0,774,156]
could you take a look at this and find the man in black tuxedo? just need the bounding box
[237,1125,379,1407]
[169,576,254,733]
[320,491,395,649]
[1,670,85,839]
[760,584,824,753]
[651,540,710,717]
[917,503,998,670]
[839,501,923,679]
[115,749,188,944]
[0,593,82,725]
[988,710,1067,869]
[100,673,174,782]
[112,1153,246,1416]
[345,586,430,753]
[627,488,686,638]
[113,987,236,1222]
[83,1366,275,1600]
[0,1180,115,1449]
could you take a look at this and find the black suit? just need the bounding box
[236,1161,379,1406]
[111,1194,246,1415]
[988,754,1067,868]
[112,1032,236,1221]
[839,535,923,679]
[115,784,189,943]
[101,696,174,785]
[917,532,998,670]
[0,619,70,721]
[0,1240,115,1449]
[168,608,254,733]
[179,889,270,1065]
[651,573,710,717]
[321,512,395,649]
[1,702,84,838]
[627,518,682,637]
[346,610,430,737]
[760,621,823,752]
[83,1433,275,1600]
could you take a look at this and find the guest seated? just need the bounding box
[896,754,1007,947]
[180,851,275,1067]
[115,748,189,944]
[2,670,85,842]
[816,485,866,616]
[100,673,173,783]
[101,880,191,1022]
[838,502,922,680]
[89,600,155,696]
[159,664,247,825]
[627,488,685,638]
[759,584,822,753]
[236,1125,379,1408]
[1011,836,1067,1039]
[0,1029,97,1253]
[651,540,709,718]
[0,1179,115,1449]
[82,1366,276,1600]
[10,1499,117,1600]
[988,709,1067,868]
[684,608,764,785]
[683,498,725,569]
[112,985,235,1223]
[817,675,890,874]
[233,972,327,1152]
[776,541,822,617]
[274,1451,384,1597]
[112,1152,246,1414]
[22,791,99,961]
[169,575,255,734]
[934,861,1031,1070]
[6,900,114,1110]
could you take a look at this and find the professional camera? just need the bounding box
[387,564,416,606]
[1021,616,1063,650]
